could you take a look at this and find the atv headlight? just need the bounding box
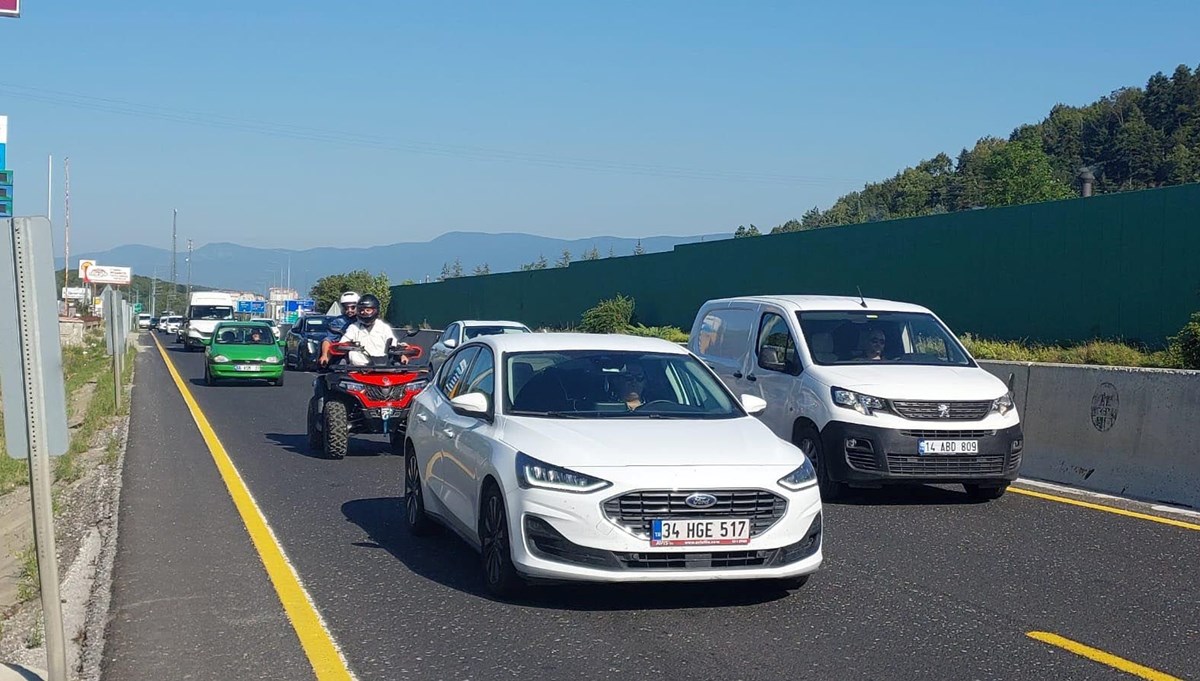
[404,380,429,394]
[779,458,817,491]
[832,387,887,416]
[212,355,230,363]
[516,453,610,493]
[338,381,365,393]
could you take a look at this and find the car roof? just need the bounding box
[455,320,530,328]
[703,294,932,314]
[466,332,689,354]
[216,320,272,327]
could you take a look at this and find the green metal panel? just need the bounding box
[389,183,1200,347]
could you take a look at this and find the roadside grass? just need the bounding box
[15,546,37,603]
[960,334,1181,369]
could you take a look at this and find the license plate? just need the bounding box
[233,364,261,372]
[651,519,751,547]
[918,439,979,455]
[380,407,395,419]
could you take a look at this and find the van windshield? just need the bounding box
[191,305,233,321]
[797,311,973,367]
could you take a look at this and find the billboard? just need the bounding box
[0,1,20,19]
[61,287,88,300]
[84,265,132,285]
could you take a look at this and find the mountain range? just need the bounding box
[56,231,727,294]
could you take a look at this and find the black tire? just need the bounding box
[404,444,437,536]
[271,372,284,387]
[479,485,524,598]
[964,483,1008,501]
[776,574,811,591]
[796,425,847,501]
[204,365,214,386]
[323,400,349,459]
[306,398,323,452]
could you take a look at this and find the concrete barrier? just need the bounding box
[980,360,1200,509]
[59,317,102,347]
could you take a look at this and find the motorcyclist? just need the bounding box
[319,294,408,367]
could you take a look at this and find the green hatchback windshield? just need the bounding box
[215,327,277,345]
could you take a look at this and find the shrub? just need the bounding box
[625,324,689,343]
[1168,312,1200,369]
[580,294,634,334]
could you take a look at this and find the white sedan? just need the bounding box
[403,333,823,596]
[427,320,531,372]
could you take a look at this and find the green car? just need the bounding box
[203,321,286,386]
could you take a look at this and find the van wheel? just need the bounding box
[796,425,846,501]
[964,483,1008,501]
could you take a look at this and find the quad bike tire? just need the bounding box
[323,400,349,460]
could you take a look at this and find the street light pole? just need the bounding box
[185,239,193,301]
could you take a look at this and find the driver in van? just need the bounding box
[863,328,887,361]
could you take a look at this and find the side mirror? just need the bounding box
[278,339,287,347]
[741,394,767,415]
[443,338,458,349]
[450,392,489,419]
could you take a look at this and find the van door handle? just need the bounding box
[441,428,455,438]
[416,413,429,422]
[732,371,744,379]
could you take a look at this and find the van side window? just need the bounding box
[757,313,800,374]
[695,308,755,360]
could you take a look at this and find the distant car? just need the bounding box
[428,320,532,372]
[203,321,285,387]
[283,315,336,371]
[137,313,152,329]
[161,315,183,335]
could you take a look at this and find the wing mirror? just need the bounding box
[450,392,490,419]
[740,394,767,415]
[443,338,458,349]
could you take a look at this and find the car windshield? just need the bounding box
[214,327,276,345]
[465,325,529,340]
[505,350,740,419]
[192,305,233,320]
[304,318,328,331]
[797,311,973,366]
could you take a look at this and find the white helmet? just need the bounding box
[339,291,360,305]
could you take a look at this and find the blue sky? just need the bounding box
[1,0,1198,253]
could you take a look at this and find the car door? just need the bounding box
[422,346,480,529]
[691,305,759,394]
[748,308,804,439]
[437,346,497,535]
[286,319,303,363]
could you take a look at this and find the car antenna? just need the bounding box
[856,286,868,308]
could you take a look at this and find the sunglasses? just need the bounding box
[870,337,885,344]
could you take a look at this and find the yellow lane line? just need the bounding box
[152,337,356,680]
[1010,486,1200,532]
[1027,632,1183,681]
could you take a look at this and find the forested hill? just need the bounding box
[757,63,1200,236]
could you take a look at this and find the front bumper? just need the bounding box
[821,420,1024,486]
[505,467,823,583]
[209,363,283,379]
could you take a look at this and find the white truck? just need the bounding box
[183,291,236,351]
[688,295,1023,501]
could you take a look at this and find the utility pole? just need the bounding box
[186,239,193,301]
[150,266,157,317]
[170,209,177,312]
[63,157,69,292]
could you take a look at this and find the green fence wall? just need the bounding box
[389,182,1200,347]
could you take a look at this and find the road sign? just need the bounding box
[0,0,20,19]
[285,299,315,313]
[237,300,267,315]
[133,303,143,313]
[0,168,10,218]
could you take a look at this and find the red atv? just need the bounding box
[306,339,429,459]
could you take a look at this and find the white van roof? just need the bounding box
[704,295,933,315]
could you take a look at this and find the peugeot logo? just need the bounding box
[684,493,718,509]
[937,403,951,418]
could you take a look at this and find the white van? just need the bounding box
[183,292,236,351]
[688,295,1023,501]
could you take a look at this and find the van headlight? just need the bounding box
[992,392,1015,415]
[832,387,887,416]
[516,453,610,493]
[778,458,817,490]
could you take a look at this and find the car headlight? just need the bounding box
[831,387,887,416]
[778,458,817,491]
[265,356,280,364]
[516,453,610,493]
[992,391,1015,415]
[212,355,230,363]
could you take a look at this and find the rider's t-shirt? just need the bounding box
[339,320,397,366]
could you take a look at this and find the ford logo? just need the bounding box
[684,493,718,509]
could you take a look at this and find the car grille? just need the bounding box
[615,551,767,569]
[603,490,787,539]
[892,400,993,420]
[900,429,995,438]
[885,453,1007,477]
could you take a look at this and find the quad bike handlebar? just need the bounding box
[325,340,424,366]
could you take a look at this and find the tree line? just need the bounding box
[732,63,1200,237]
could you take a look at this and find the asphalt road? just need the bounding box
[105,333,1200,680]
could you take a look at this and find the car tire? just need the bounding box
[323,400,348,460]
[271,373,284,387]
[479,485,524,598]
[404,444,437,537]
[796,425,846,502]
[306,398,323,452]
[204,365,214,386]
[963,483,1008,501]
